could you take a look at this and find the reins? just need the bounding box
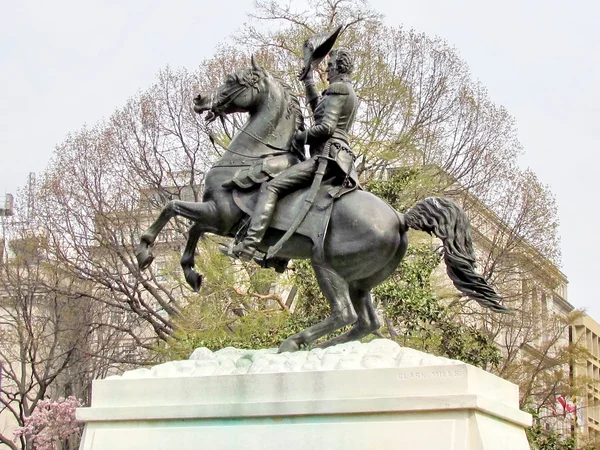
[219,146,288,160]
[237,127,290,152]
[209,71,299,165]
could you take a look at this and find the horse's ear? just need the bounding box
[251,54,261,72]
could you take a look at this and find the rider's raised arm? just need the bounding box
[304,87,348,145]
[303,73,321,114]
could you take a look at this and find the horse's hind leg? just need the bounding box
[315,287,380,348]
[136,200,218,270]
[315,231,409,348]
[278,260,357,353]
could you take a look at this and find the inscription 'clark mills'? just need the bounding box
[398,370,462,381]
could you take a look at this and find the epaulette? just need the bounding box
[325,82,351,95]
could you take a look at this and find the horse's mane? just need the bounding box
[270,74,305,132]
[235,66,304,132]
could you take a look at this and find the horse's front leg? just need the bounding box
[180,222,205,292]
[136,200,219,270]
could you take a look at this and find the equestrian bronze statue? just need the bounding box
[136,30,508,353]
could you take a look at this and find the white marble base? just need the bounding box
[77,340,531,449]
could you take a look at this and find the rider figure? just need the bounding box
[233,48,360,261]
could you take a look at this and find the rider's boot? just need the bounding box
[233,185,278,261]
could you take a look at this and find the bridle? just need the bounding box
[212,83,248,114]
[209,77,294,158]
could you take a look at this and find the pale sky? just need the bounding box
[1,1,598,317]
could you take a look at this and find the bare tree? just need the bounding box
[31,48,285,346]
[24,0,561,372]
[0,207,135,450]
[34,67,220,343]
[237,1,521,203]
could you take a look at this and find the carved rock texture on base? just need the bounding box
[109,339,461,380]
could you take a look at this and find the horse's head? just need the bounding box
[193,56,269,122]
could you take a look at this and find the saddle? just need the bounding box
[232,181,338,248]
[223,152,357,267]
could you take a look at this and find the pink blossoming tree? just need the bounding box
[13,396,82,450]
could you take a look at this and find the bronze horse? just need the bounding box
[136,58,508,353]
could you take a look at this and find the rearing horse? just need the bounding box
[136,57,508,353]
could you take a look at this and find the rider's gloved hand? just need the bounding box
[293,130,307,147]
[302,72,316,86]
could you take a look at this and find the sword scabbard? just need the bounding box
[266,144,331,259]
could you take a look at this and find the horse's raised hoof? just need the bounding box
[185,270,203,292]
[278,337,302,353]
[136,245,155,271]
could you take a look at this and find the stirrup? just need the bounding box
[233,242,257,262]
[219,243,234,257]
[255,255,290,273]
[220,241,257,262]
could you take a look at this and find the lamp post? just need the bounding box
[0,194,13,263]
[0,194,10,394]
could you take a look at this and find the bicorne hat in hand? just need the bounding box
[298,25,343,80]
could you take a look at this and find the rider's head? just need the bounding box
[326,48,353,82]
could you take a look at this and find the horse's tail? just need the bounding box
[403,197,510,314]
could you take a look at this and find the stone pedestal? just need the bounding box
[77,340,531,449]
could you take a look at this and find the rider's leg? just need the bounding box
[233,157,317,260]
[233,183,278,261]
